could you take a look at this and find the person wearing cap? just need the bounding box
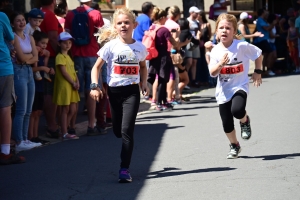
[39,0,64,139]
[212,0,230,20]
[238,12,263,43]
[186,6,202,88]
[52,32,80,140]
[24,8,44,35]
[65,0,104,136]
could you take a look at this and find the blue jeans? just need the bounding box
[73,56,97,93]
[12,64,35,142]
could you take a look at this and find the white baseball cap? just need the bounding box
[189,6,201,13]
[78,0,91,2]
[58,32,74,41]
[240,12,249,20]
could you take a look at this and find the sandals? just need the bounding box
[62,133,79,140]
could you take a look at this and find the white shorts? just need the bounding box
[185,46,201,59]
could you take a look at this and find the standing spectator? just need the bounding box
[0,11,25,164]
[267,13,280,74]
[238,12,263,43]
[253,9,276,76]
[211,0,231,20]
[133,1,154,42]
[197,9,212,86]
[54,0,68,30]
[39,0,64,138]
[287,17,300,72]
[53,32,80,140]
[186,6,201,88]
[10,12,41,151]
[65,0,104,136]
[279,8,294,39]
[295,9,300,70]
[29,31,52,145]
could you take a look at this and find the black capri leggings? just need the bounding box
[108,84,140,169]
[219,90,247,133]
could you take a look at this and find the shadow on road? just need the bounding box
[175,105,219,111]
[136,114,197,122]
[239,153,300,160]
[146,167,236,179]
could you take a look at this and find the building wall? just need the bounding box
[126,0,183,11]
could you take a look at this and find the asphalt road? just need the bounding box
[1,74,300,200]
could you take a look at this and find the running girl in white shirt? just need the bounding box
[90,7,148,183]
[209,13,263,159]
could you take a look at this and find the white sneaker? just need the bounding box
[184,85,190,90]
[34,71,42,81]
[44,73,52,82]
[267,70,275,76]
[25,140,42,148]
[15,141,36,152]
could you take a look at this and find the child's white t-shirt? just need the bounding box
[98,38,147,87]
[24,23,40,35]
[209,39,262,104]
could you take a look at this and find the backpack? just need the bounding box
[209,4,215,20]
[142,24,162,60]
[71,8,93,46]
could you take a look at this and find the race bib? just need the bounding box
[220,63,244,74]
[113,63,139,78]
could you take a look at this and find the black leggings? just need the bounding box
[108,84,140,169]
[219,90,247,133]
[157,76,167,105]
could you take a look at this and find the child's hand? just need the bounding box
[36,46,41,52]
[219,53,229,67]
[251,73,262,87]
[90,88,103,102]
[75,82,80,90]
[49,68,55,75]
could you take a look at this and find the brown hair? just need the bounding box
[151,6,167,22]
[168,5,180,19]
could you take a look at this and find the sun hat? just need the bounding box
[58,32,74,41]
[240,12,250,20]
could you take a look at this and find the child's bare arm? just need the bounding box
[58,65,76,89]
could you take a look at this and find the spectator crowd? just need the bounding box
[0,0,300,166]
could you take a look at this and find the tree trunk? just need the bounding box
[182,0,205,18]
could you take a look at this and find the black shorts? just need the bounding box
[254,40,272,54]
[32,92,44,111]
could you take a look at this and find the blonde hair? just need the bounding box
[215,13,243,40]
[151,7,167,22]
[168,5,181,19]
[95,7,136,45]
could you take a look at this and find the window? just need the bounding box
[234,0,254,10]
[113,0,125,5]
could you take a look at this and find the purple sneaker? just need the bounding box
[118,168,132,183]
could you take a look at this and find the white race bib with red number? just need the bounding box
[219,62,244,82]
[113,63,139,78]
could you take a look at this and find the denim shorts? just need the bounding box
[74,56,97,93]
[269,42,276,51]
[0,74,16,108]
[185,46,201,59]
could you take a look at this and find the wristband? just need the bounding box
[254,69,262,74]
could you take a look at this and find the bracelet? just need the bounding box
[254,69,263,74]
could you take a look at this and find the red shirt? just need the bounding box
[65,5,104,57]
[40,8,63,57]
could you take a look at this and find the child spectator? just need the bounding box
[24,8,52,83]
[28,31,53,145]
[54,0,68,30]
[287,17,300,72]
[53,32,80,140]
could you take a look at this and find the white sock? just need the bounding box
[1,144,10,155]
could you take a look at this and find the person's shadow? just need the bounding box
[147,167,236,179]
[239,153,300,160]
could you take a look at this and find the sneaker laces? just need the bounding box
[241,122,251,134]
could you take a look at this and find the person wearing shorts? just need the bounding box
[186,6,202,87]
